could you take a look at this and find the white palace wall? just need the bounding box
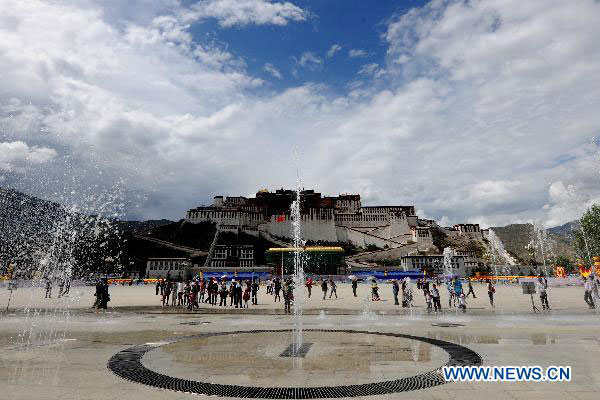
[265,210,338,242]
[186,204,429,248]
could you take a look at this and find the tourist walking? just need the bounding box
[64,277,71,295]
[431,284,441,312]
[183,281,190,306]
[219,282,228,306]
[583,276,595,309]
[306,278,312,298]
[213,279,220,305]
[235,282,244,308]
[252,280,259,305]
[274,278,282,302]
[171,282,177,306]
[454,279,463,297]
[204,279,212,304]
[45,278,52,298]
[487,279,495,308]
[321,279,328,300]
[422,279,430,299]
[93,280,102,307]
[466,279,476,298]
[425,290,433,313]
[371,279,380,301]
[162,281,171,307]
[283,279,294,313]
[189,281,199,310]
[392,280,400,305]
[458,293,467,313]
[95,279,109,310]
[329,279,337,298]
[266,279,272,295]
[243,282,250,308]
[447,280,456,308]
[155,279,160,296]
[199,279,205,302]
[229,281,236,306]
[352,277,358,297]
[177,281,184,306]
[537,275,550,310]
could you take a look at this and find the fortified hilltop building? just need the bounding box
[185,189,437,249]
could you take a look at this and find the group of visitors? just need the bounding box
[146,273,600,313]
[391,277,413,307]
[319,278,337,299]
[265,278,296,313]
[156,277,260,309]
[44,277,71,298]
[417,277,487,313]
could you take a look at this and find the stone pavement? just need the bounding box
[0,282,599,400]
[1,281,597,314]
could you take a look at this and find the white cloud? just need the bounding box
[358,63,386,78]
[348,48,367,58]
[298,52,323,70]
[2,0,600,229]
[263,62,282,79]
[0,141,57,171]
[186,0,308,28]
[327,44,342,58]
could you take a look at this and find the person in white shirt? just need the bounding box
[536,276,550,310]
[584,276,595,309]
[177,281,184,306]
[458,293,467,313]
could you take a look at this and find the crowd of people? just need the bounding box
[44,276,72,299]
[149,275,498,314]
[32,270,597,313]
[155,277,259,310]
[155,277,300,313]
[147,273,600,313]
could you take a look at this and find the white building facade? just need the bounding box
[185,190,434,249]
[146,258,190,278]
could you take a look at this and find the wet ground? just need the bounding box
[1,283,599,399]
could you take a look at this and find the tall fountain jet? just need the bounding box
[291,152,305,357]
[487,229,508,277]
[443,247,453,280]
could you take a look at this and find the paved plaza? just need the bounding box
[1,282,599,400]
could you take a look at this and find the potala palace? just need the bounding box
[185,188,486,250]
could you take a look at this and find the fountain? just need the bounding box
[290,179,305,357]
[443,247,453,280]
[1,184,126,389]
[361,294,378,320]
[486,229,509,278]
[531,221,553,277]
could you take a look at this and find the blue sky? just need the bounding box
[2,0,600,227]
[188,0,423,93]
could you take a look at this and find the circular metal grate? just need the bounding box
[108,329,482,399]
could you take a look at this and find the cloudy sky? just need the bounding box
[1,0,600,227]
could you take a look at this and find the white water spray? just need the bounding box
[443,247,453,280]
[291,154,305,356]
